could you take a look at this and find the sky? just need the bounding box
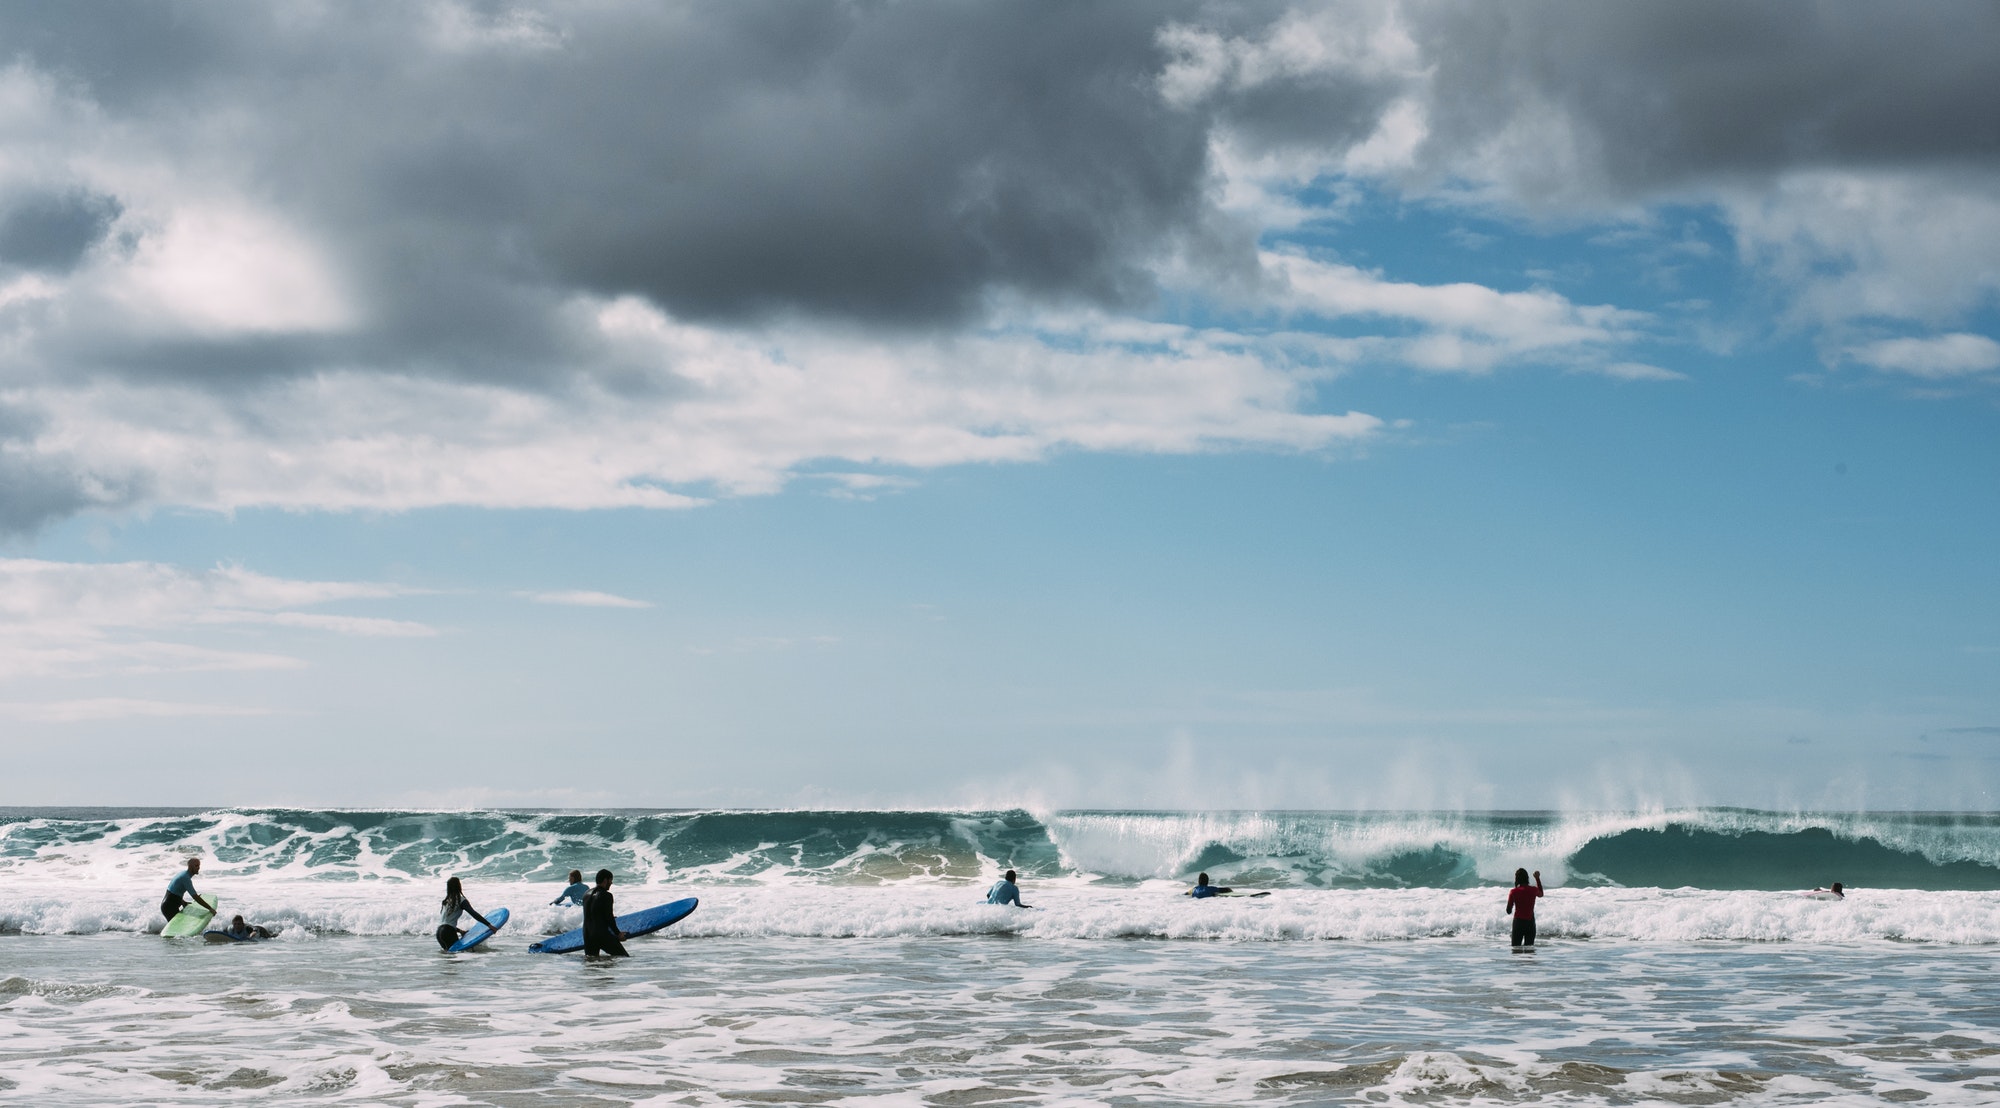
[0,1,1996,810]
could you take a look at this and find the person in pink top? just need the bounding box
[1505,868,1544,949]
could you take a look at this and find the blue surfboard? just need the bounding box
[529,897,697,953]
[449,907,508,952]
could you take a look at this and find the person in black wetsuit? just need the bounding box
[582,868,628,957]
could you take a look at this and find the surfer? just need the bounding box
[1505,868,1544,948]
[1807,882,1845,900]
[552,870,589,908]
[226,915,275,939]
[436,877,497,950]
[161,857,217,922]
[582,869,628,957]
[1188,873,1233,899]
[985,869,1032,908]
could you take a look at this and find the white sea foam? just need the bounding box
[4,879,1996,944]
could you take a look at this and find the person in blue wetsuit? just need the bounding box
[582,869,628,957]
[436,877,496,950]
[1188,872,1232,898]
[225,915,275,939]
[161,857,216,921]
[986,869,1031,908]
[552,870,589,908]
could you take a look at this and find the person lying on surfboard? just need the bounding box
[1805,882,1844,900]
[985,869,1032,908]
[1188,873,1232,898]
[435,877,496,950]
[161,857,216,922]
[552,870,589,908]
[225,915,276,939]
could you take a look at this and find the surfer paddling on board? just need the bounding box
[226,915,275,939]
[1188,873,1233,899]
[436,877,497,950]
[582,869,629,957]
[1805,882,1845,900]
[161,857,216,922]
[1505,868,1544,949]
[552,870,589,908]
[986,870,1032,908]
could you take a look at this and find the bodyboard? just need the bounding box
[448,906,509,952]
[161,897,218,937]
[530,897,698,953]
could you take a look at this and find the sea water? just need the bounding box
[4,808,2000,1105]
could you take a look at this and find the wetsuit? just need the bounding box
[1506,879,1544,947]
[552,881,590,907]
[1190,884,1232,899]
[582,887,627,957]
[437,896,479,949]
[985,879,1023,906]
[161,870,199,921]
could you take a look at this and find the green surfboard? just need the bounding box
[162,897,218,937]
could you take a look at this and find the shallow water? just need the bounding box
[5,932,1999,1106]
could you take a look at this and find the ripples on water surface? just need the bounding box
[5,934,2000,1105]
[6,808,2000,1104]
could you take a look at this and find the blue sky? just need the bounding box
[0,3,1995,808]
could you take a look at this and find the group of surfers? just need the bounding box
[164,857,1847,952]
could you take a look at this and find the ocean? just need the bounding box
[3,807,1999,1105]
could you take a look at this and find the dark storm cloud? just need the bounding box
[0,189,122,274]
[1,0,1269,352]
[1404,1,2000,201]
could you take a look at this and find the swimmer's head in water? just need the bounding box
[1832,882,1844,895]
[1515,868,1530,886]
[232,915,246,928]
[1197,873,1210,886]
[595,868,614,887]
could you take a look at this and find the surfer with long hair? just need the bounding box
[436,876,495,950]
[1505,868,1544,949]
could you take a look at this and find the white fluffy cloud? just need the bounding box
[520,590,652,609]
[0,558,430,680]
[1847,333,2000,379]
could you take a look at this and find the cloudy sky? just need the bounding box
[1,1,1995,809]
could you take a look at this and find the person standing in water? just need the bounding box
[436,877,496,950]
[582,869,628,957]
[1505,868,1544,949]
[161,857,216,922]
[552,870,589,908]
[986,869,1032,908]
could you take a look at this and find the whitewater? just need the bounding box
[5,807,2000,1105]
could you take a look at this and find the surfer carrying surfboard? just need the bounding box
[582,869,629,957]
[161,857,216,922]
[436,877,497,950]
[1505,868,1544,948]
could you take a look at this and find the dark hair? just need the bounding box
[1004,869,1017,882]
[595,868,614,885]
[1197,872,1210,885]
[1514,868,1530,886]
[1831,882,1843,894]
[442,876,464,909]
[568,870,583,883]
